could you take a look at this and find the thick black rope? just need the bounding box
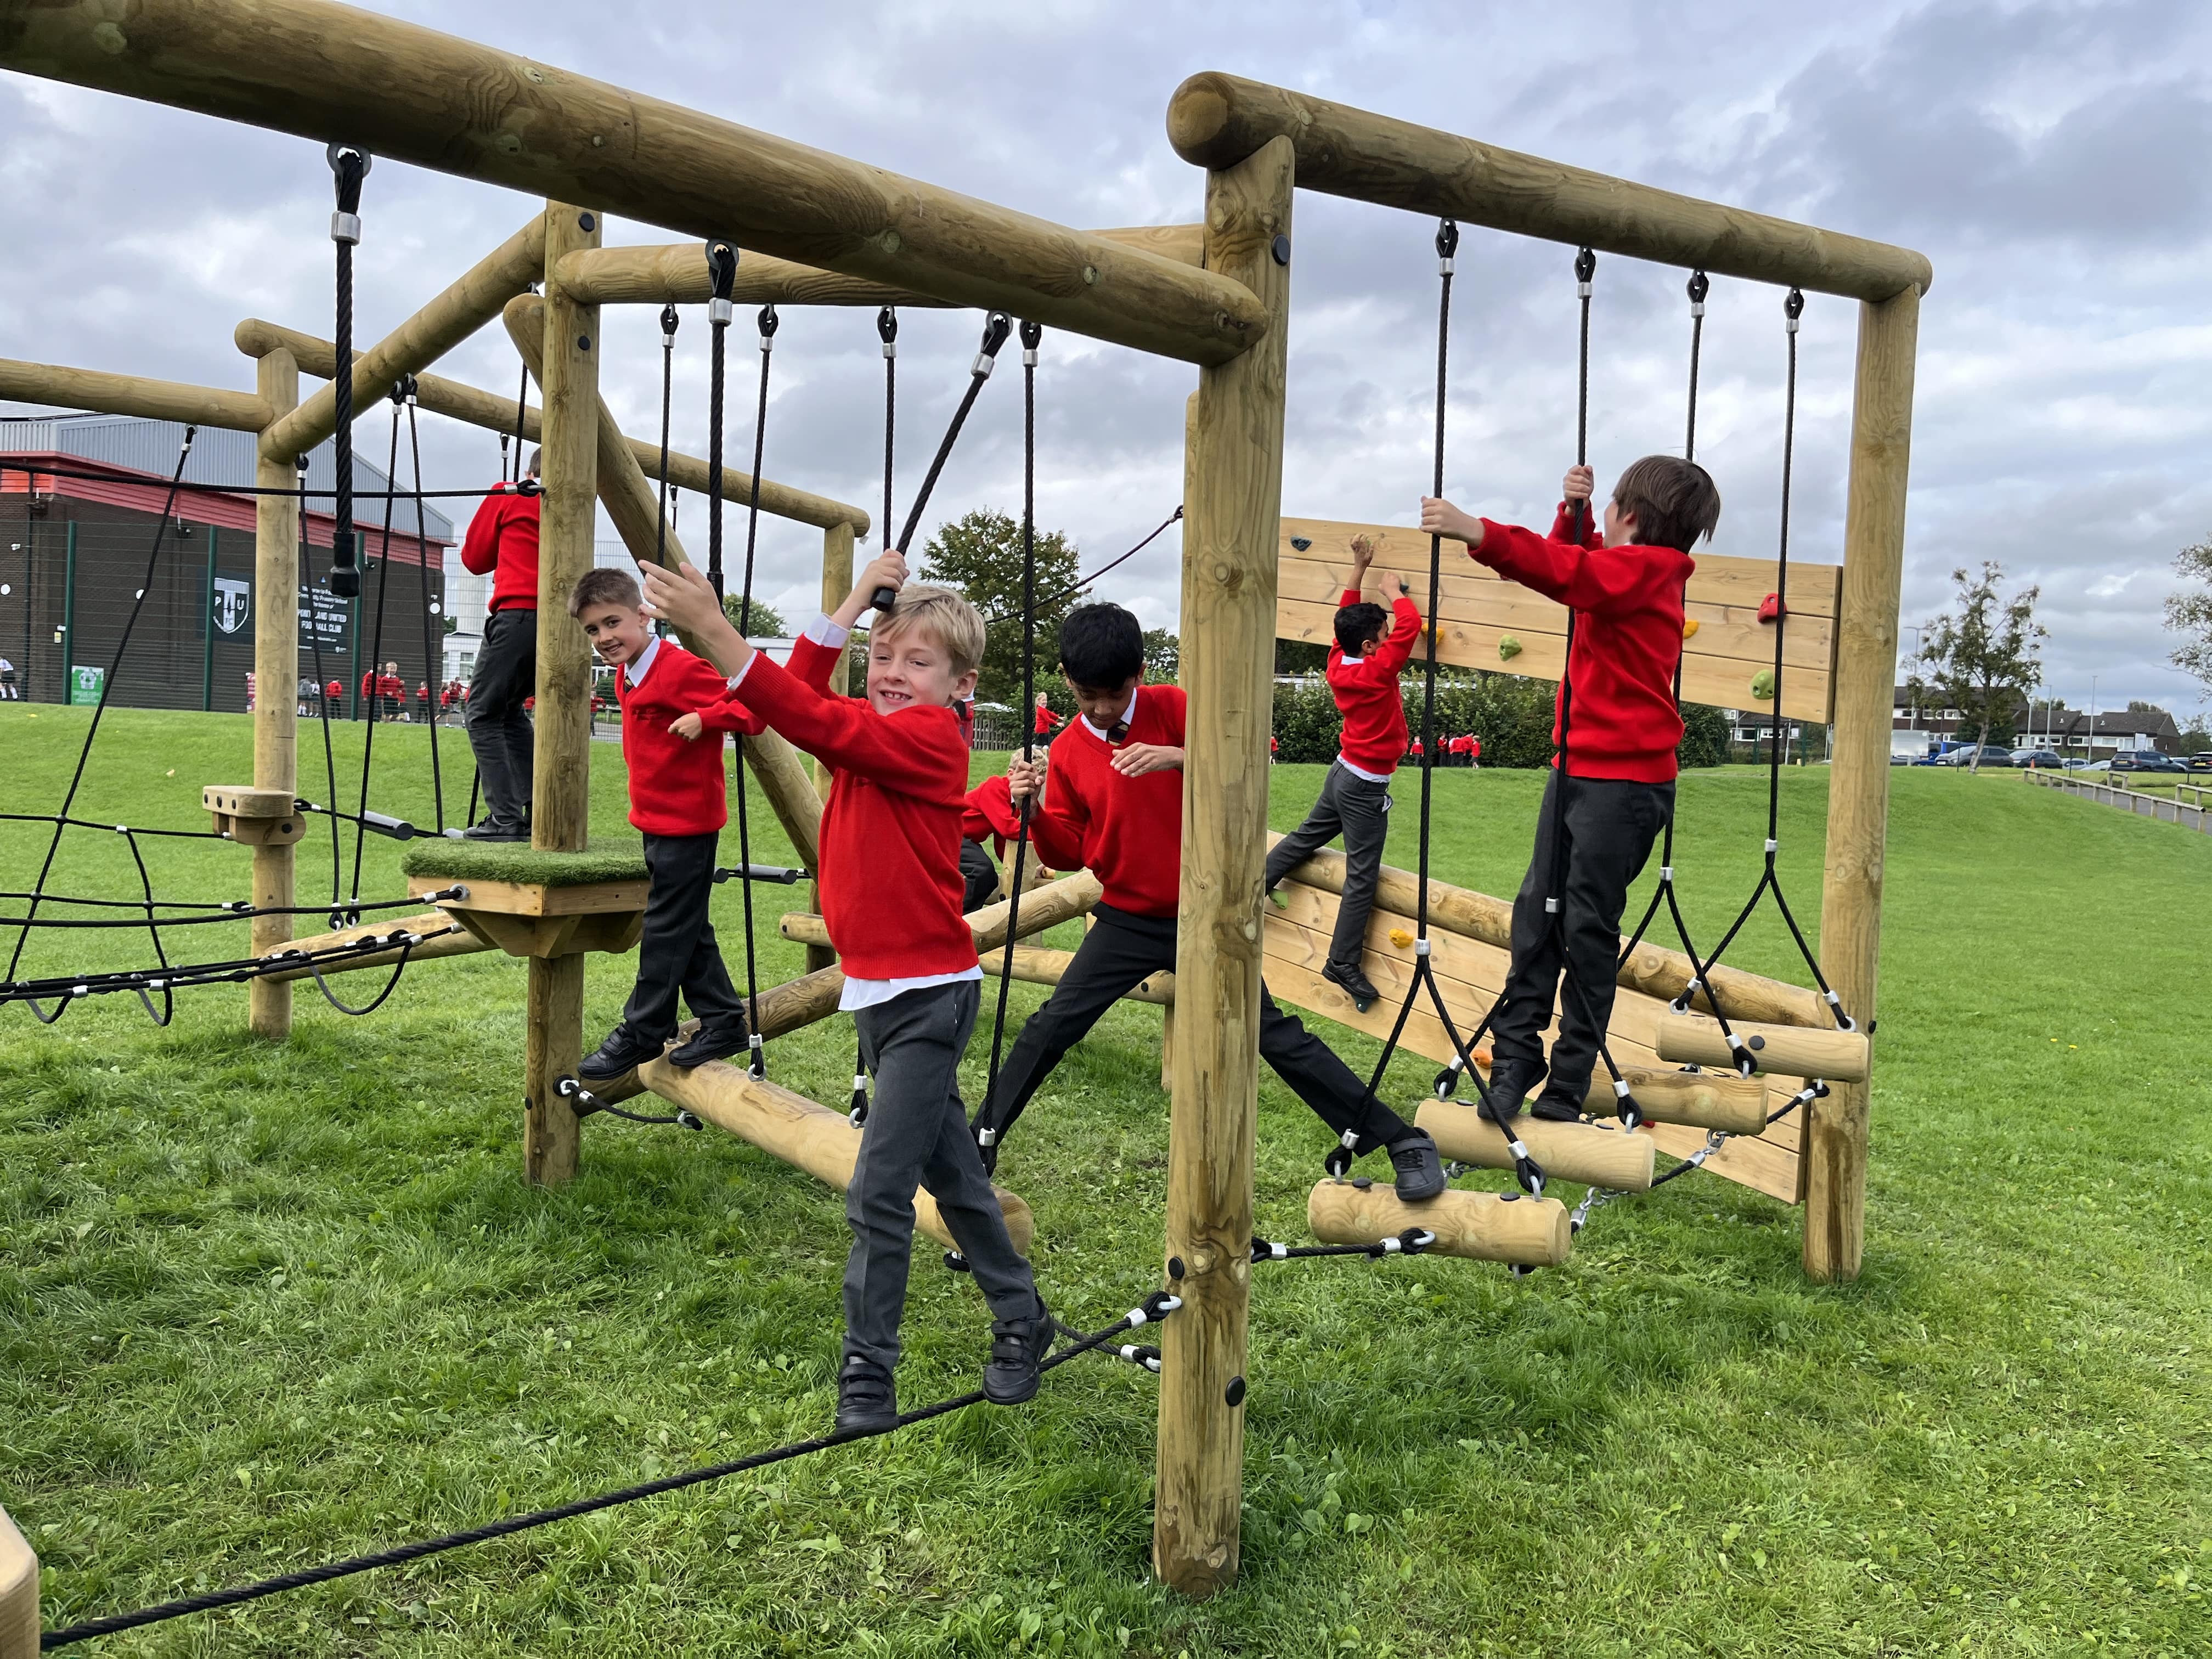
[974,505,1184,629]
[404,388,447,833]
[0,814,224,842]
[0,890,449,924]
[656,304,679,574]
[324,146,367,605]
[293,458,347,921]
[1251,1229,1435,1262]
[889,313,1014,567]
[853,307,901,1124]
[343,393,412,916]
[37,1292,1182,1651]
[727,301,779,1079]
[1,923,461,1019]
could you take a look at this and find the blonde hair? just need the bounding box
[873,582,985,675]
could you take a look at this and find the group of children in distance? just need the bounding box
[556,449,1718,1431]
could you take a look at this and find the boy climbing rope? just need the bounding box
[571,568,764,1083]
[1418,456,1718,1124]
[638,549,1053,1435]
[973,602,1446,1202]
[1263,532,1420,1013]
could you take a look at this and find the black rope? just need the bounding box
[404,387,447,833]
[884,312,1014,583]
[293,457,347,922]
[0,814,224,841]
[974,505,1185,628]
[324,146,368,604]
[655,303,679,574]
[1,924,461,1022]
[0,457,514,503]
[1251,1229,1434,1262]
[853,306,901,1124]
[728,301,778,1078]
[37,1291,1182,1651]
[343,390,411,915]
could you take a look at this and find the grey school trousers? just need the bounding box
[1265,759,1392,977]
[845,979,1037,1372]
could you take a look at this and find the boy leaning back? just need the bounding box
[571,568,765,1083]
[1419,457,1718,1125]
[637,549,1052,1434]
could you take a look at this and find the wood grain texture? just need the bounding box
[523,951,584,1186]
[1586,1068,1767,1134]
[1155,136,1295,1601]
[1307,1181,1570,1266]
[0,0,1265,365]
[1807,288,1920,1280]
[262,217,545,460]
[1166,72,1932,302]
[256,911,493,981]
[1654,1012,1870,1083]
[0,1503,33,1659]
[0,356,270,430]
[1415,1101,1656,1190]
[249,347,300,1041]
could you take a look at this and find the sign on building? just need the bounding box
[68,664,104,706]
[212,575,251,635]
[300,589,349,652]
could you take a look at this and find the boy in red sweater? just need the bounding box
[637,550,1051,1434]
[458,452,542,840]
[1420,456,1718,1123]
[1263,532,1420,1012]
[974,603,1445,1203]
[569,568,766,1083]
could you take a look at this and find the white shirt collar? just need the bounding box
[1081,685,1139,741]
[627,634,663,685]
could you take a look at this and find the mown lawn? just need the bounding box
[2,704,2208,1657]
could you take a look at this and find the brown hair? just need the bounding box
[1612,455,1722,552]
[873,583,986,675]
[569,566,642,617]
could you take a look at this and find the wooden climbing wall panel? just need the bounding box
[1278,516,1841,726]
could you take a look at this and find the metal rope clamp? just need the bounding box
[1687,270,1709,319]
[1575,245,1596,298]
[1436,217,1459,275]
[757,303,780,354]
[1020,318,1042,368]
[973,312,1013,376]
[703,238,739,326]
[326,143,370,244]
[877,305,898,359]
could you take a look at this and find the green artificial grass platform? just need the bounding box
[399,835,649,887]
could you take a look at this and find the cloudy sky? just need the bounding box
[4,0,2209,718]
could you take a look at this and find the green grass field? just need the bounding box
[3,705,2208,1657]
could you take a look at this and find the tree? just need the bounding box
[1142,628,1180,683]
[2166,537,2212,698]
[723,595,790,639]
[919,507,1081,705]
[1908,562,2045,772]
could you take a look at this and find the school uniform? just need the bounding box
[1476,506,1692,1105]
[459,482,541,831]
[727,617,1039,1374]
[975,682,1422,1158]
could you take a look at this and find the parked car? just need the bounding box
[2188,752,2212,773]
[1936,744,2015,768]
[2109,748,2188,775]
[2010,747,2064,769]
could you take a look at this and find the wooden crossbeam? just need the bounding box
[0,357,271,431]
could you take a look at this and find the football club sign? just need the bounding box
[212,576,251,635]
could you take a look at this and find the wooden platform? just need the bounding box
[409,874,646,959]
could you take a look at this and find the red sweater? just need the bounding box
[1025,685,1186,918]
[963,773,1023,855]
[1330,587,1421,774]
[617,640,763,837]
[459,484,541,612]
[736,636,976,981]
[1033,705,1061,736]
[1474,506,1694,782]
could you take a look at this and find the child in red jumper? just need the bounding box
[569,568,765,1084]
[1263,532,1420,1012]
[458,455,542,839]
[973,603,1446,1203]
[637,549,1051,1435]
[1420,456,1718,1123]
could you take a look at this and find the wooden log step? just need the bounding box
[637,1054,1035,1256]
[1586,1067,1768,1134]
[0,1500,36,1659]
[1307,1179,1570,1267]
[1415,1102,1656,1192]
[1654,1012,1869,1083]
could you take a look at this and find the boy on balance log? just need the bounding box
[639,550,1052,1435]
[969,602,1447,1203]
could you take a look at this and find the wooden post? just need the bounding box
[521,201,601,1187]
[0,1502,35,1659]
[248,347,300,1040]
[1807,286,1919,1282]
[804,521,856,972]
[1155,133,1294,1599]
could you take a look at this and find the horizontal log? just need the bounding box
[977,945,1173,1006]
[1167,72,1932,302]
[556,223,1204,307]
[1415,1101,1656,1191]
[776,870,1102,960]
[0,356,272,432]
[1274,840,1829,1028]
[236,316,867,534]
[0,1502,33,1659]
[636,1054,1032,1254]
[1306,1180,1569,1267]
[1,0,1267,366]
[255,911,493,981]
[1653,1012,1869,1083]
[262,216,545,460]
[1588,1067,1767,1135]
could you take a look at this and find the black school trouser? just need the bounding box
[466,606,536,830]
[1264,759,1391,977]
[1489,770,1674,1103]
[979,902,1416,1157]
[619,831,747,1044]
[959,840,1001,913]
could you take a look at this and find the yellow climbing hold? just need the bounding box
[1388,927,1414,950]
[1681,617,1701,641]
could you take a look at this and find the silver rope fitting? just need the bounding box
[1765,838,1779,853]
[1612,1077,1632,1098]
[1660,865,1674,883]
[1544,896,1560,915]
[1338,1127,1359,1149]
[330,211,361,245]
[976,1126,997,1147]
[1416,938,1431,957]
[708,298,735,326]
[1688,270,1709,318]
[1785,287,1805,334]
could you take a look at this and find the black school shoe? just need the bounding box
[835,1355,899,1434]
[1323,961,1381,1013]
[1386,1130,1448,1203]
[459,818,528,842]
[667,1023,750,1069]
[983,1298,1054,1406]
[577,1024,664,1082]
[1528,1091,1585,1124]
[1479,1061,1538,1128]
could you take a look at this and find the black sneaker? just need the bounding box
[1528,1091,1584,1124]
[1479,1063,1537,1128]
[460,819,527,842]
[834,1355,899,1434]
[983,1297,1053,1406]
[667,1023,750,1069]
[1387,1130,1447,1203]
[577,1025,664,1082]
[1323,961,1381,1013]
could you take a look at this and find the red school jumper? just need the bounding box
[1473,505,1694,782]
[732,637,977,983]
[1032,704,1061,737]
[459,483,541,612]
[1024,685,1186,918]
[1329,588,1421,774]
[616,639,764,837]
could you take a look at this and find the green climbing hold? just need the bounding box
[1497,635,1523,662]
[1750,668,1777,701]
